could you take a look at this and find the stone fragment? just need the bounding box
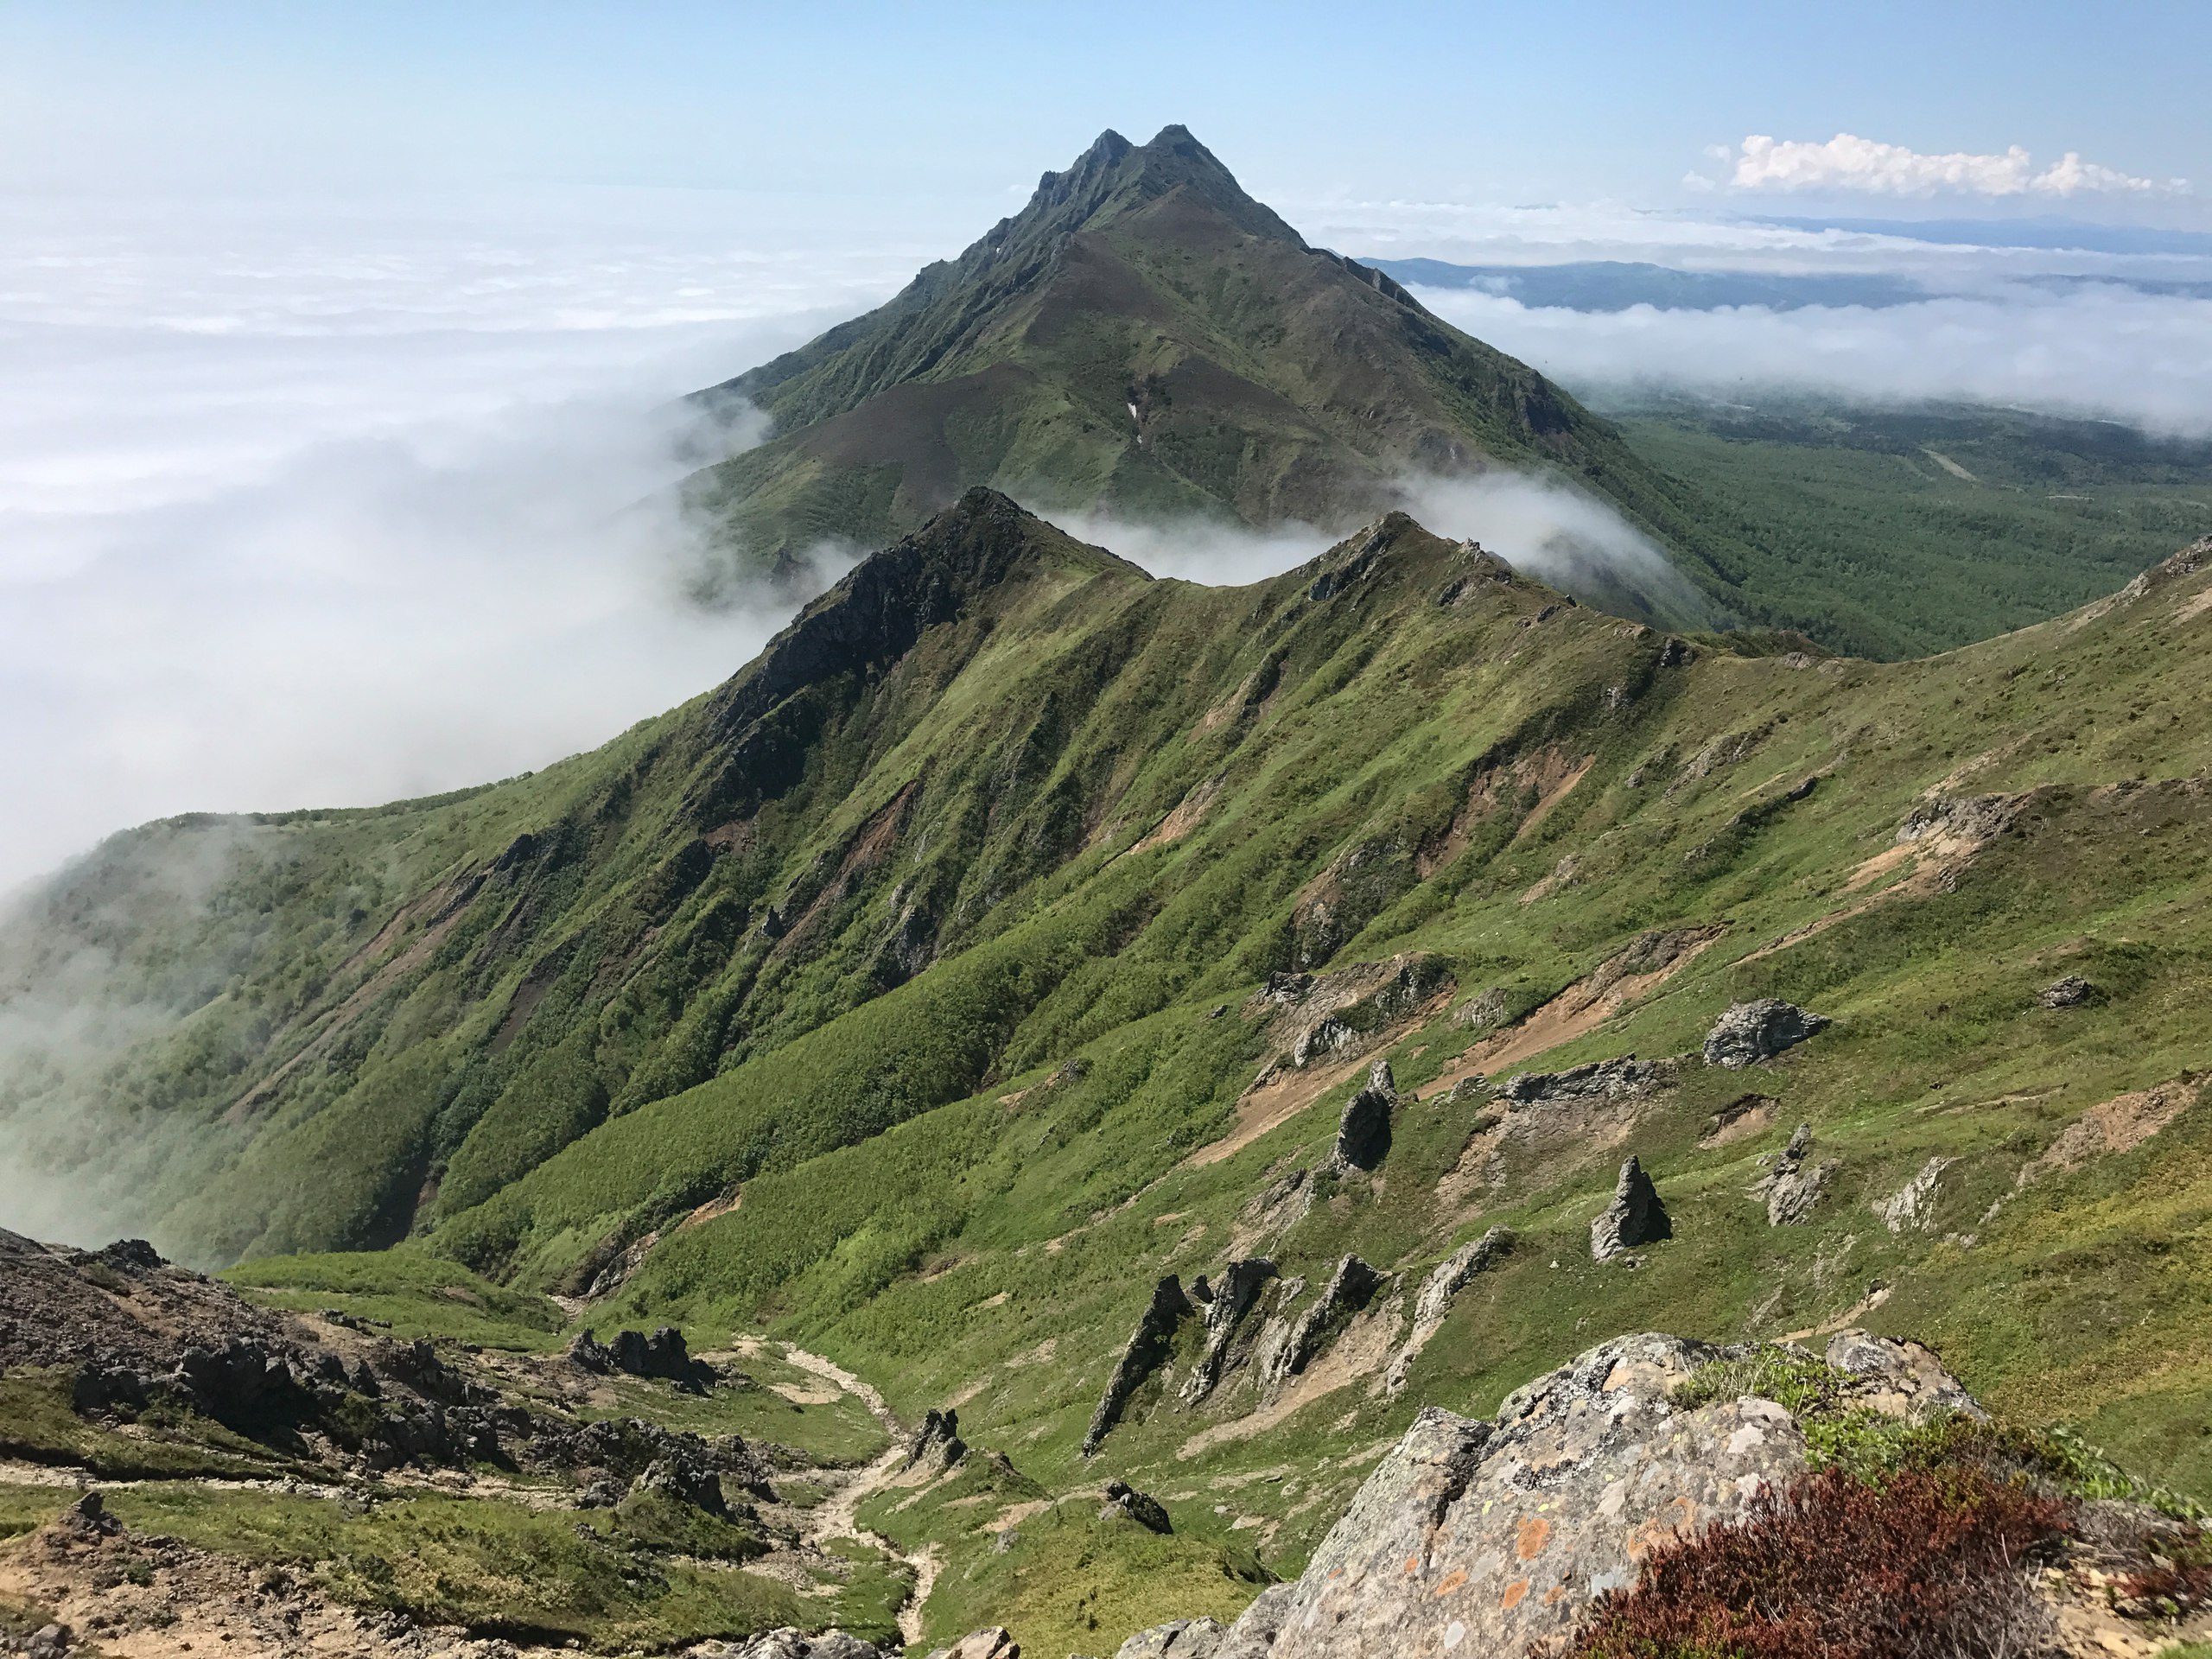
[1590,1157,1670,1260]
[1702,999,1829,1067]
[1824,1329,1988,1423]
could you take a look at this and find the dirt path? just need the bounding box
[762,1338,941,1645]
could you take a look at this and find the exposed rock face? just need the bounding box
[1758,1123,1836,1226]
[1212,1586,1295,1659]
[1084,1276,1194,1455]
[2042,974,2097,1008]
[567,1325,717,1392]
[1179,1258,1277,1407]
[906,1406,968,1471]
[1239,1334,1809,1659]
[1100,1478,1173,1534]
[1262,1255,1383,1388]
[1897,793,2021,847]
[1332,1060,1396,1173]
[1874,1154,1955,1233]
[1384,1227,1512,1396]
[1497,1056,1664,1104]
[1702,999,1830,1068]
[1590,1157,1670,1260]
[1113,1616,1224,1656]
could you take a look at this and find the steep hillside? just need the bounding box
[6,497,2212,1651]
[685,126,1733,629]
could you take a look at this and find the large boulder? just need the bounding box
[1702,999,1829,1068]
[1758,1122,1836,1226]
[1332,1059,1396,1172]
[1099,1478,1173,1535]
[905,1406,968,1471]
[923,1632,1018,1659]
[1160,1331,2001,1659]
[1113,1618,1224,1657]
[1590,1157,1670,1260]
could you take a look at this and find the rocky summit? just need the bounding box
[0,127,2210,1659]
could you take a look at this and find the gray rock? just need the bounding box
[1084,1276,1194,1455]
[2041,974,2096,1008]
[1384,1228,1512,1396]
[1873,1155,1955,1233]
[1702,999,1830,1068]
[921,1630,1018,1659]
[1896,793,2020,847]
[629,1452,726,1516]
[1247,1334,1812,1659]
[1331,1059,1395,1173]
[1179,1258,1278,1406]
[1758,1123,1836,1226]
[1590,1157,1670,1260]
[1113,1617,1224,1657]
[1825,1329,1987,1423]
[1497,1055,1663,1104]
[905,1406,967,1471]
[1262,1255,1383,1387]
[1215,1585,1297,1659]
[1100,1478,1173,1534]
[1454,986,1511,1030]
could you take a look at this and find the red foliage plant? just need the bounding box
[1569,1465,2071,1659]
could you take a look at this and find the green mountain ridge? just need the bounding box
[6,486,2212,1647]
[683,125,1740,629]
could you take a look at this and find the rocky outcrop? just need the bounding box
[1702,999,1829,1067]
[1875,1154,1955,1232]
[1084,1276,1194,1455]
[1113,1617,1223,1656]
[631,1452,728,1516]
[922,1631,1018,1659]
[906,1406,968,1471]
[1100,1478,1173,1534]
[2042,974,2097,1008]
[566,1325,717,1392]
[1590,1157,1670,1259]
[1897,793,2021,847]
[1497,1055,1665,1104]
[1331,1060,1395,1173]
[1230,1334,1808,1658]
[1211,1586,1295,1659]
[1179,1258,1277,1406]
[1384,1227,1512,1396]
[1261,1255,1383,1388]
[1824,1328,1988,1422]
[1757,1122,1836,1225]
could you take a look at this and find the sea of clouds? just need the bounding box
[3,183,2212,901]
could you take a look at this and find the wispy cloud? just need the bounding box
[1699,133,2186,198]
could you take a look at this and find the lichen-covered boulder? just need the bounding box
[1249,1334,1809,1659]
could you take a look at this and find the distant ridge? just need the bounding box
[686,124,1745,629]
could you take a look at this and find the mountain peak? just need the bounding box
[1005,123,1302,252]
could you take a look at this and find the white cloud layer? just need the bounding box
[1711,133,2183,198]
[1413,283,2212,436]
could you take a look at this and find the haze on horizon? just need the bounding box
[2,0,2209,893]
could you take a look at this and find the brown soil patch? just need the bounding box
[1174,1295,1405,1460]
[1185,1045,1377,1168]
[1511,755,1596,842]
[2019,1080,2201,1185]
[1416,930,1724,1103]
[1129,774,1222,853]
[1421,748,1594,877]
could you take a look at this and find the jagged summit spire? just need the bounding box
[1006,124,1303,251]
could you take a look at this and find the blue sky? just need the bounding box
[1,1,2205,219]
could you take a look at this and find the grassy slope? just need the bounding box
[1611,394,2212,658]
[10,490,2212,1649]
